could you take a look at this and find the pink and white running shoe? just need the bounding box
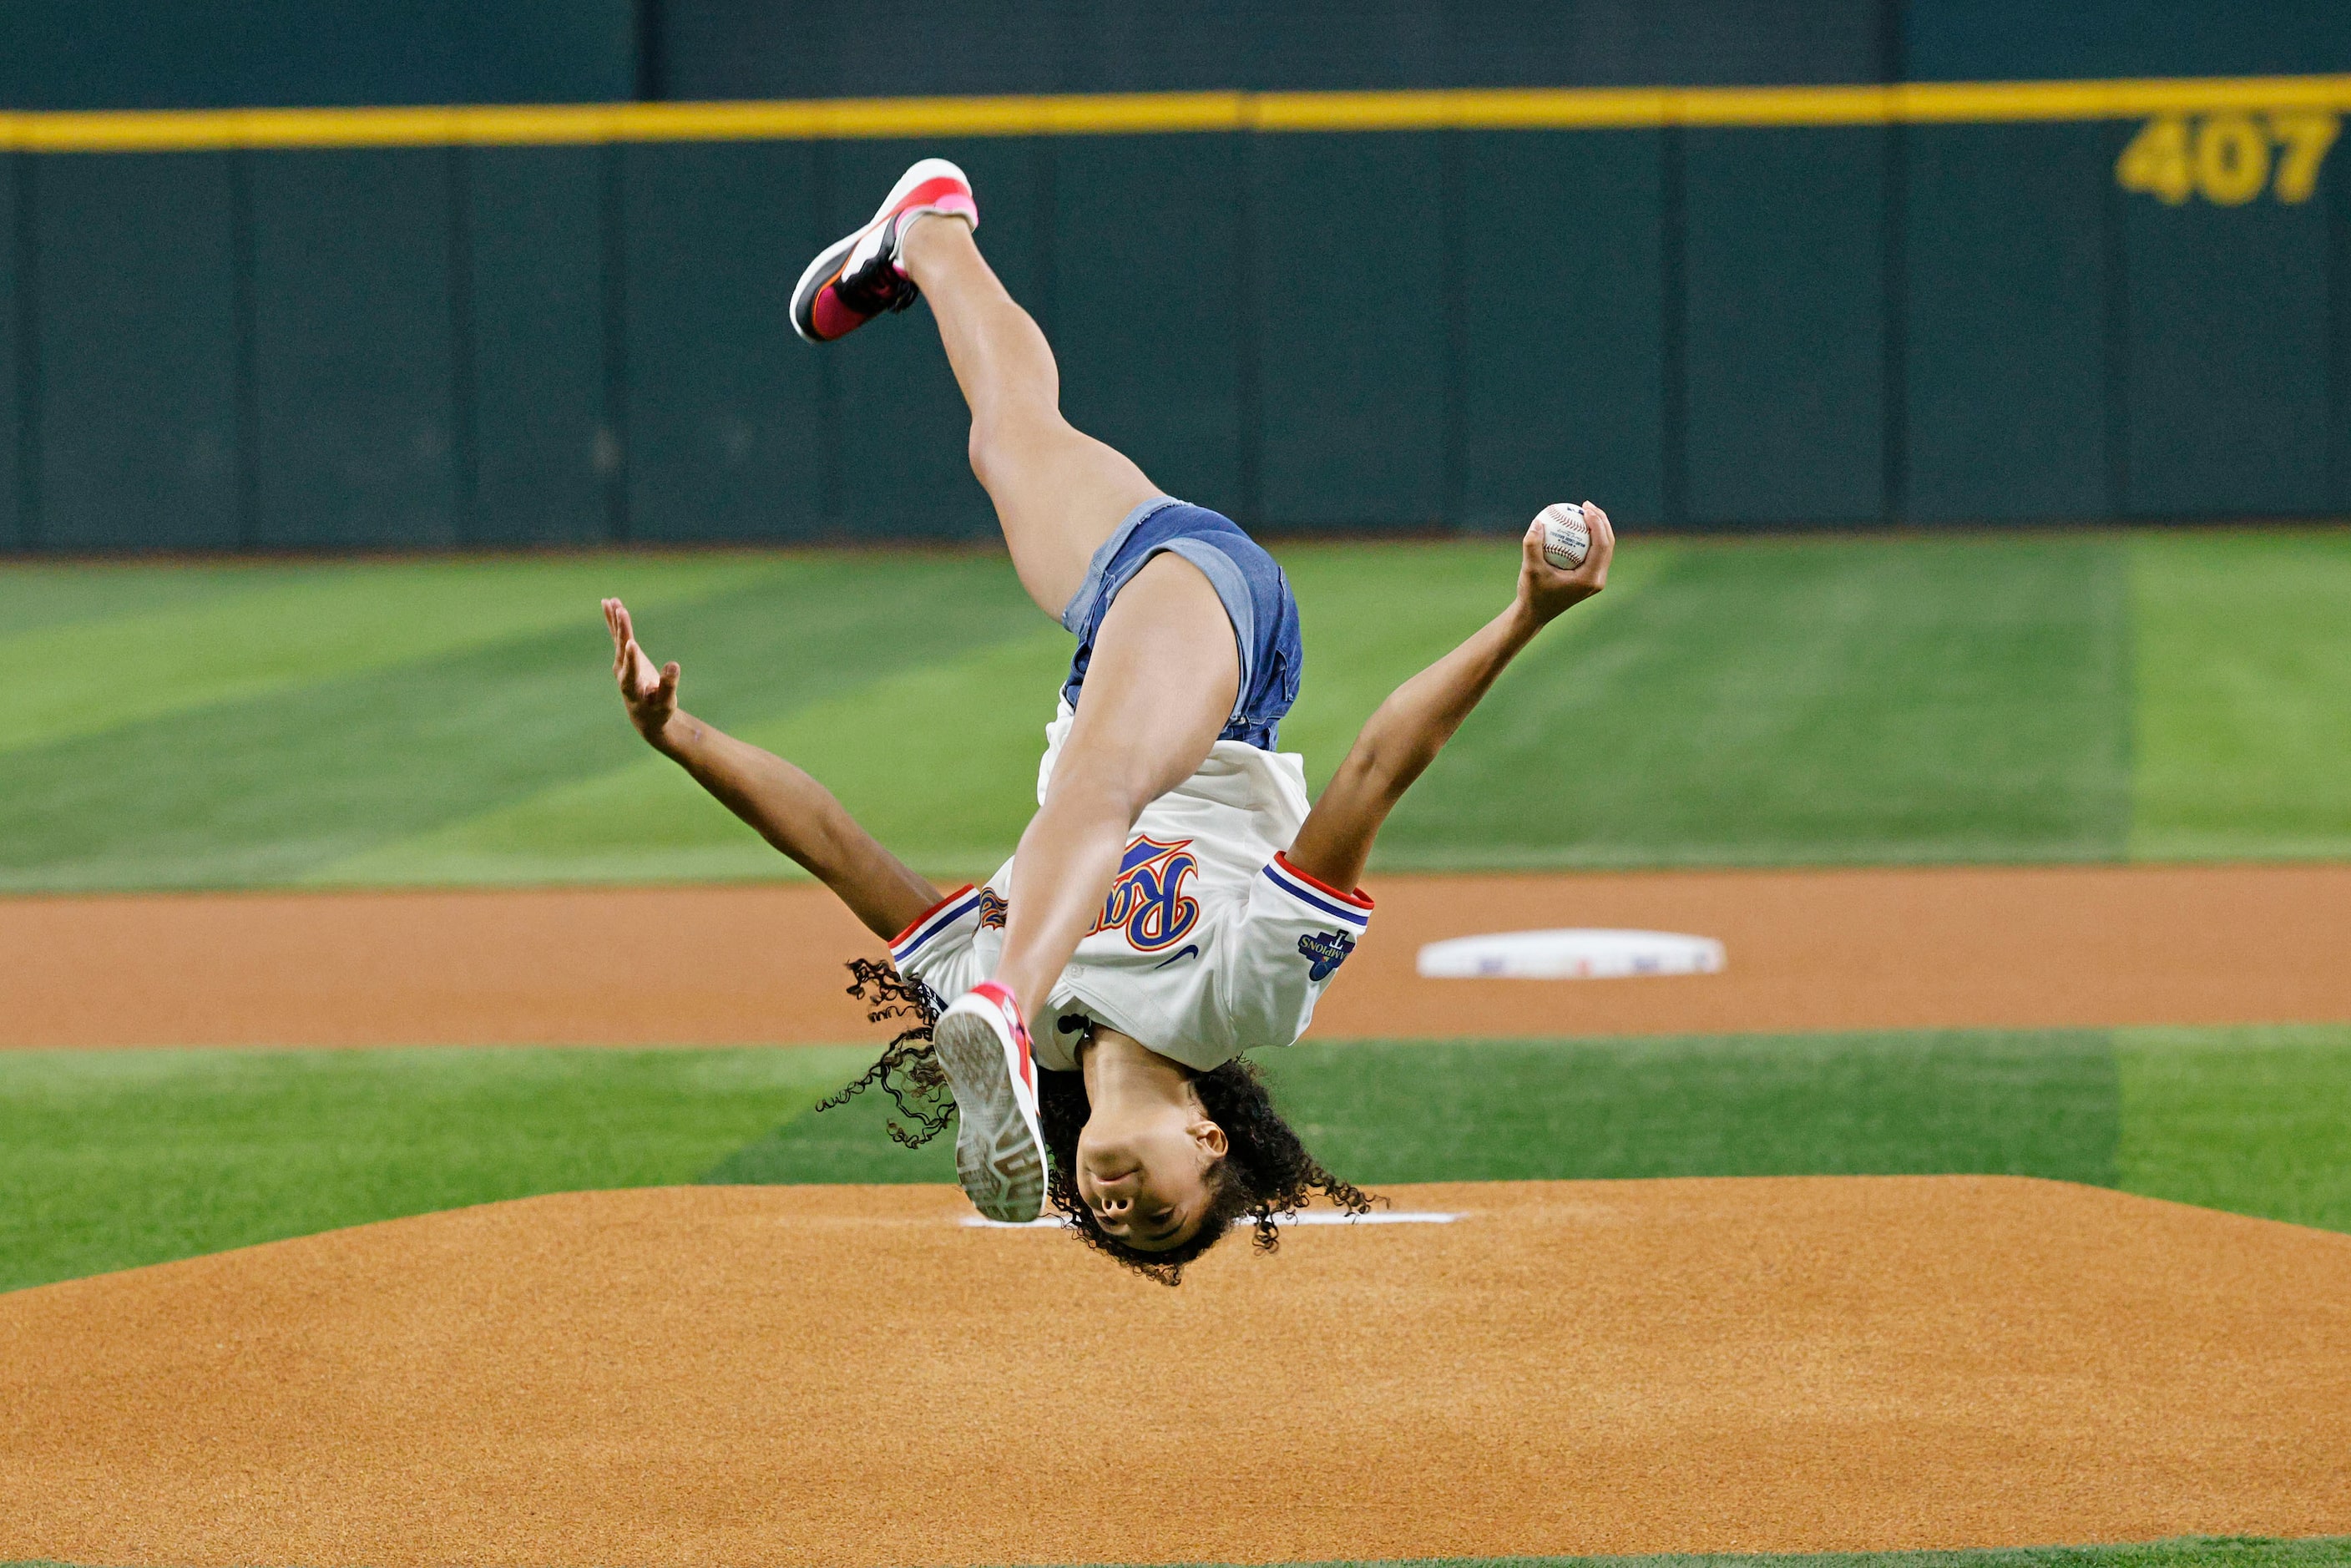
[930,980,1048,1222]
[790,157,978,344]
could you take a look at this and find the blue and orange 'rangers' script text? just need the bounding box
[1084,837,1201,951]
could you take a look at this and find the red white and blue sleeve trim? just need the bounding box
[888,883,983,966]
[1263,852,1373,928]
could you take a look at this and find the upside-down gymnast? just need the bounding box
[602,157,1614,1283]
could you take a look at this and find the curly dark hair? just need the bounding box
[819,960,1373,1286]
[1036,1050,1375,1286]
[815,959,956,1147]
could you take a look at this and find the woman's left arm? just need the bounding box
[604,597,943,942]
[1283,504,1615,893]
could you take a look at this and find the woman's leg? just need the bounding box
[992,554,1236,1009]
[897,215,1159,616]
[897,213,1237,1012]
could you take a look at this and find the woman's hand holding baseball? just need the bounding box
[1515,501,1614,626]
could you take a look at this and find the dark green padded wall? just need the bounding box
[1682,128,1888,527]
[0,0,635,109]
[2337,171,2351,513]
[18,0,2351,115]
[248,150,460,547]
[466,146,613,546]
[6,116,2348,552]
[1441,0,1890,89]
[1054,134,1246,517]
[1,156,22,549]
[619,142,824,541]
[1252,133,1448,530]
[2123,173,2333,518]
[1904,123,2107,523]
[1907,0,2351,522]
[10,0,2351,554]
[661,0,1892,99]
[32,152,240,549]
[1457,129,1666,532]
[825,138,1044,542]
[1904,0,2351,80]
[1228,3,1459,92]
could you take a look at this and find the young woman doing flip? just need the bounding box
[603,158,1615,1282]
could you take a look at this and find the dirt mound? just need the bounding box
[10,863,2351,1050]
[3,1178,2347,1565]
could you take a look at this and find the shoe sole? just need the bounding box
[789,156,971,343]
[931,1007,1047,1223]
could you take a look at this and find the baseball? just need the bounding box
[1537,502,1590,570]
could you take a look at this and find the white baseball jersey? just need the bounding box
[888,702,1373,1074]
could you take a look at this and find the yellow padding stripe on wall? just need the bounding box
[6,74,2351,152]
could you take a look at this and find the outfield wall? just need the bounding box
[3,3,2350,549]
[11,0,2351,108]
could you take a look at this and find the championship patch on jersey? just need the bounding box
[1298,928,1357,982]
[1085,835,1202,952]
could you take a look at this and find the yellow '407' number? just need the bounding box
[2117,113,2339,205]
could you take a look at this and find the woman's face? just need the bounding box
[1074,1099,1226,1252]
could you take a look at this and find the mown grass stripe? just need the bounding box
[0,560,276,637]
[0,555,1040,893]
[307,621,1077,889]
[1375,534,2132,870]
[0,554,767,756]
[0,1044,874,1294]
[12,529,2351,890]
[2128,529,2351,862]
[7,1026,2345,1294]
[302,539,1580,889]
[1276,538,1678,797]
[2118,1024,2351,1235]
[709,1029,2126,1191]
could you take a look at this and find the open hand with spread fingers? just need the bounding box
[1515,501,1614,626]
[603,597,680,752]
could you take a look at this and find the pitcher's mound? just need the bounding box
[4,1177,2348,1566]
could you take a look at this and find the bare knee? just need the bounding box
[963,416,1001,491]
[966,418,1004,493]
[968,407,1060,495]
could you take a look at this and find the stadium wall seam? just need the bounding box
[7,76,2351,152]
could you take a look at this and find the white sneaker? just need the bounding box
[790,157,978,343]
[930,980,1048,1222]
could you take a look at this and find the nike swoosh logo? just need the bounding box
[1152,944,1202,969]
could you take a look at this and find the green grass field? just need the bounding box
[5,530,2348,1568]
[7,1024,2346,1295]
[3,529,2348,891]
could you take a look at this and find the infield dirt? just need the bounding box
[3,1177,2347,1565]
[5,862,2348,1049]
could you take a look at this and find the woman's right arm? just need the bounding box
[1283,504,1614,895]
[603,598,943,942]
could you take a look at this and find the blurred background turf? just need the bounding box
[3,528,2348,893]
